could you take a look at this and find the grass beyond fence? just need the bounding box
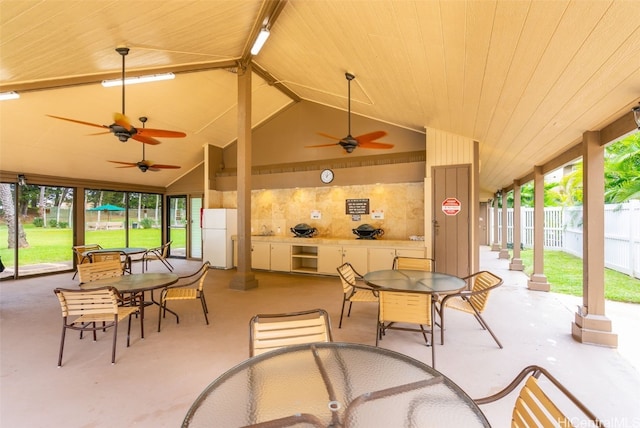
[519,249,640,304]
[0,224,185,265]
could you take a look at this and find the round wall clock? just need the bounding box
[320,169,334,184]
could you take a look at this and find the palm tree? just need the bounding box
[604,132,640,203]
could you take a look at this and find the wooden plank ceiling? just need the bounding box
[1,0,639,195]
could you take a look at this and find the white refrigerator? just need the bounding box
[202,208,237,269]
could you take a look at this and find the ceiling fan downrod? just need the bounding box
[346,72,355,136]
[116,47,130,116]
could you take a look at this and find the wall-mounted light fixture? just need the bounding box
[0,91,20,101]
[250,28,271,55]
[17,174,26,186]
[632,103,640,129]
[101,72,175,87]
[496,189,502,198]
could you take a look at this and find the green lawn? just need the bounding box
[0,224,187,265]
[519,249,640,304]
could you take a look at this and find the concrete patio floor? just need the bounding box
[1,246,638,427]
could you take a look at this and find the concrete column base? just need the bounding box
[230,272,259,290]
[528,273,550,291]
[490,243,501,251]
[572,311,618,347]
[498,249,510,259]
[509,258,524,271]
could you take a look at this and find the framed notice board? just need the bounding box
[346,199,369,215]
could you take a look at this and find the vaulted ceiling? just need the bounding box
[1,0,639,195]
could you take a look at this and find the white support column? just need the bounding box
[510,181,524,271]
[572,131,617,347]
[528,165,549,291]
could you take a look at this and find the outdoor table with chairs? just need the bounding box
[363,268,468,368]
[80,271,179,338]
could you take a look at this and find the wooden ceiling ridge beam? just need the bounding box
[238,1,301,103]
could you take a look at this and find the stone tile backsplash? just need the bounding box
[221,182,424,240]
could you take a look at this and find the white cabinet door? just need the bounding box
[270,243,291,272]
[317,245,344,275]
[251,242,270,270]
[342,246,368,274]
[368,247,397,271]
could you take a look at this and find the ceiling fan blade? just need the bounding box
[138,128,186,138]
[113,112,133,131]
[305,142,341,148]
[131,134,161,145]
[87,131,112,136]
[355,131,387,143]
[107,160,137,167]
[47,114,108,130]
[149,163,181,169]
[316,132,343,141]
[358,140,394,149]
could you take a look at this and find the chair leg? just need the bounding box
[339,299,347,328]
[419,325,429,346]
[200,297,209,325]
[126,314,132,347]
[473,312,503,349]
[111,320,118,365]
[58,325,67,367]
[376,321,381,346]
[201,292,209,314]
[347,301,353,317]
[158,299,164,332]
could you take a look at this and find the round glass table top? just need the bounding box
[363,269,467,295]
[182,342,489,428]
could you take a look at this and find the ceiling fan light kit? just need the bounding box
[306,72,394,154]
[108,116,181,172]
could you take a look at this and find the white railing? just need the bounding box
[491,200,640,279]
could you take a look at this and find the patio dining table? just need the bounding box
[182,342,490,427]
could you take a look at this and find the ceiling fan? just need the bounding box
[47,47,186,145]
[108,117,181,172]
[306,72,394,154]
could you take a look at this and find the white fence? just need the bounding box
[491,200,640,279]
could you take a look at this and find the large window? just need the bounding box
[84,189,163,250]
[0,182,74,278]
[0,185,165,280]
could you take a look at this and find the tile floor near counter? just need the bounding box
[1,246,638,427]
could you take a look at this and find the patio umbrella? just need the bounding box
[88,204,125,222]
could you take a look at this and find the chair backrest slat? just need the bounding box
[379,291,431,325]
[513,376,573,427]
[78,260,123,283]
[393,256,434,272]
[72,244,101,264]
[55,287,119,317]
[337,263,356,294]
[468,271,501,312]
[250,309,332,356]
